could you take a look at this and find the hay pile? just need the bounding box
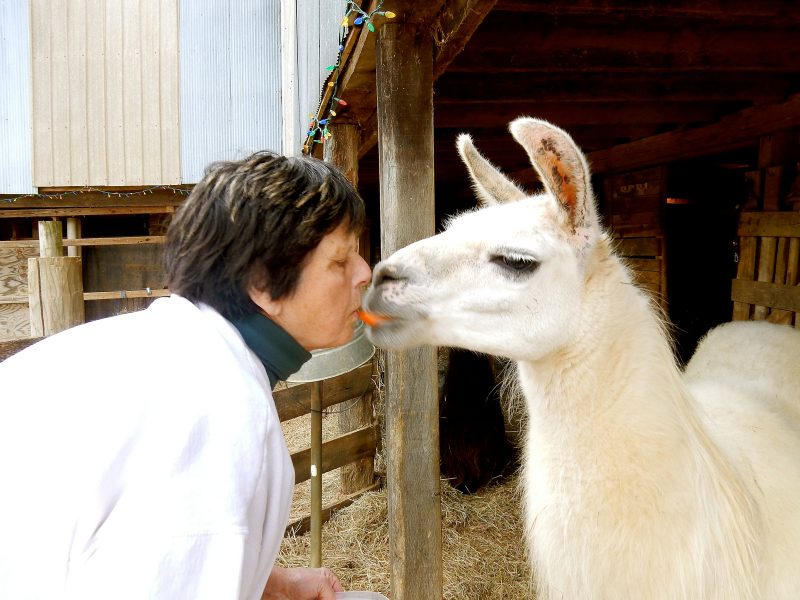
[277,473,533,599]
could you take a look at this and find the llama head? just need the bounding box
[363,118,601,361]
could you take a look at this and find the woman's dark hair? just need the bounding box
[164,151,366,320]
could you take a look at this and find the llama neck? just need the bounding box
[518,237,688,436]
[516,237,760,599]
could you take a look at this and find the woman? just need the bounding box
[0,152,372,599]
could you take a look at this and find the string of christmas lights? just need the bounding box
[302,1,395,154]
[0,185,191,205]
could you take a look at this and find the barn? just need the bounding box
[1,1,799,599]
[301,1,800,598]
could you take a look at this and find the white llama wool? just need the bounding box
[362,117,800,599]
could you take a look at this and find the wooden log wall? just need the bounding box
[605,166,668,310]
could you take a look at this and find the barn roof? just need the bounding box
[308,0,800,190]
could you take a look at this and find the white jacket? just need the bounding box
[0,295,294,599]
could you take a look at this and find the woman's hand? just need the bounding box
[262,565,344,600]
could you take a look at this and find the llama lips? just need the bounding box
[356,308,393,327]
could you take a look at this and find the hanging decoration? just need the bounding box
[302,1,395,154]
[0,185,191,205]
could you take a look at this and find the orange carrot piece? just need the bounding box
[357,308,391,327]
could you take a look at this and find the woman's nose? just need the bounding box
[355,253,372,288]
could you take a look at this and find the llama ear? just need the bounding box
[457,134,527,206]
[509,117,598,243]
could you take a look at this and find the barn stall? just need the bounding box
[296,1,800,598]
[2,1,799,599]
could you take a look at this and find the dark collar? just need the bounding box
[230,311,311,388]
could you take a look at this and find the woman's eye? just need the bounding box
[493,255,540,273]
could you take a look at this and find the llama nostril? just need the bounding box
[373,264,405,287]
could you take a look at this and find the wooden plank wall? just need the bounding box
[30,0,180,187]
[606,166,668,310]
[0,246,37,340]
[732,211,800,327]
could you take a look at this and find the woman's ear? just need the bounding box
[248,285,283,318]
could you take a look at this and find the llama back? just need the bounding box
[685,320,800,423]
[684,320,800,598]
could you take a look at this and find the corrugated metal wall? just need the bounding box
[4,1,343,190]
[29,0,180,187]
[179,0,282,183]
[296,0,347,153]
[0,0,35,193]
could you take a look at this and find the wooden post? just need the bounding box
[309,381,323,568]
[377,17,441,600]
[66,217,82,258]
[28,221,84,337]
[38,220,63,257]
[324,122,376,495]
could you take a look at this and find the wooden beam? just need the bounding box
[0,206,175,218]
[434,71,796,104]
[587,93,800,174]
[433,0,498,79]
[377,18,441,600]
[322,1,494,161]
[433,100,735,129]
[83,289,169,301]
[0,188,187,209]
[494,0,800,24]
[0,236,166,248]
[450,16,800,73]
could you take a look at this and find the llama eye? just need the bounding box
[493,255,540,273]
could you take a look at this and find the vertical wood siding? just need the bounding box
[30,0,180,187]
[0,0,35,193]
[179,0,282,183]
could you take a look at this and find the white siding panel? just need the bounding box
[180,0,282,183]
[0,0,35,193]
[30,0,180,187]
[295,0,347,153]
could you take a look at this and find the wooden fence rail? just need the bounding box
[274,361,379,535]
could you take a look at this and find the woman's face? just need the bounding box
[251,222,372,351]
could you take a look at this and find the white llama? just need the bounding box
[362,117,800,599]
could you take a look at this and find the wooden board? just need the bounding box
[82,244,166,321]
[273,361,373,422]
[0,303,31,341]
[731,279,800,314]
[0,247,37,303]
[732,212,800,327]
[291,424,379,485]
